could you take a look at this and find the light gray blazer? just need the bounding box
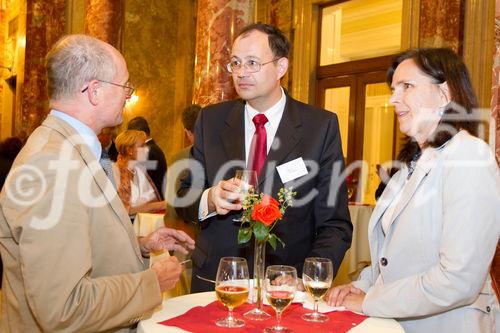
[353,131,500,333]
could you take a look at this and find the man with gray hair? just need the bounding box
[0,35,194,332]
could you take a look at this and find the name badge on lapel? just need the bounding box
[276,157,308,183]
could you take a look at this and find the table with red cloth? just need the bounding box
[137,292,404,333]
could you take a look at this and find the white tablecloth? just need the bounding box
[333,204,374,286]
[137,291,403,333]
[133,213,165,237]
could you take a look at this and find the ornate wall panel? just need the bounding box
[493,4,500,166]
[257,0,293,91]
[418,0,463,53]
[122,0,196,162]
[84,0,123,48]
[192,0,254,106]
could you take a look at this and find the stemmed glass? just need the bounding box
[215,257,250,328]
[347,186,354,201]
[232,169,258,222]
[302,257,333,322]
[234,169,258,196]
[264,265,297,333]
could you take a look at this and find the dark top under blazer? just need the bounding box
[146,139,167,199]
[176,93,353,292]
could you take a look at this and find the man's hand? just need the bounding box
[151,256,182,291]
[325,283,364,307]
[207,178,246,215]
[140,227,195,256]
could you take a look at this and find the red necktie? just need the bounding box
[249,113,268,177]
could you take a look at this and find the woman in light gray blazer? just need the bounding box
[327,48,499,333]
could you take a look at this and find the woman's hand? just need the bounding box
[342,293,365,313]
[146,200,166,212]
[326,283,365,308]
[130,200,166,214]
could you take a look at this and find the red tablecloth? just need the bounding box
[159,301,367,333]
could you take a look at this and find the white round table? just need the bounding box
[137,292,404,333]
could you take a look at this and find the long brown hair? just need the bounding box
[387,48,479,162]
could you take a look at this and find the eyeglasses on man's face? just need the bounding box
[226,58,279,74]
[81,79,135,97]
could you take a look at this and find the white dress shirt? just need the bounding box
[111,163,157,207]
[243,88,286,162]
[50,109,101,159]
[198,87,287,220]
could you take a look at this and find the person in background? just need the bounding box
[164,104,202,295]
[0,137,23,190]
[326,48,499,332]
[127,116,167,199]
[180,104,201,149]
[113,129,166,216]
[0,34,194,332]
[165,104,201,237]
[176,23,351,292]
[97,126,119,161]
[0,136,23,289]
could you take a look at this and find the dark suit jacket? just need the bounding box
[176,94,352,292]
[107,140,118,162]
[0,155,12,285]
[146,139,167,199]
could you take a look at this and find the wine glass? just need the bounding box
[302,257,333,322]
[215,257,250,328]
[232,169,258,222]
[347,186,354,201]
[264,265,297,333]
[234,169,258,194]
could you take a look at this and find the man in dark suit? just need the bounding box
[177,23,352,292]
[97,127,119,162]
[127,117,168,199]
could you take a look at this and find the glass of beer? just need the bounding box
[264,265,297,333]
[215,257,250,328]
[302,257,333,322]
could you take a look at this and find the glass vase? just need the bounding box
[244,238,271,320]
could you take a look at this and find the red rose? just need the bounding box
[251,194,282,226]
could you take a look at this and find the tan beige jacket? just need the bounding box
[0,115,162,332]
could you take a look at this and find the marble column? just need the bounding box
[20,0,65,136]
[267,0,293,90]
[418,0,464,53]
[192,0,254,106]
[494,9,500,167]
[84,0,124,47]
[269,0,280,27]
[490,0,500,302]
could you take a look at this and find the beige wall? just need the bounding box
[0,0,197,162]
[121,0,197,163]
